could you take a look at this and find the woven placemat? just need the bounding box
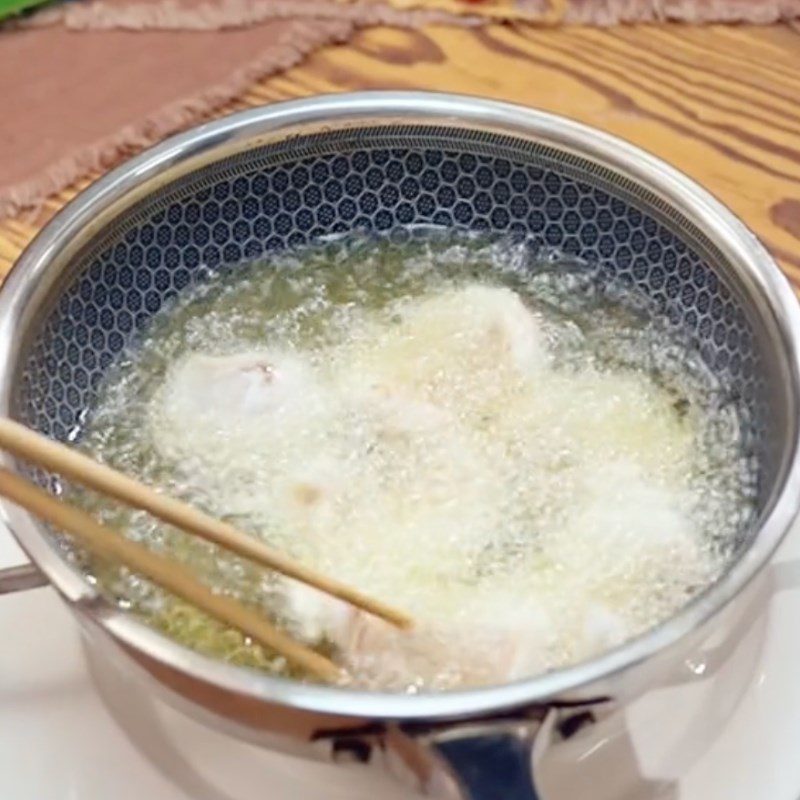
[25,0,800,27]
[377,0,800,24]
[1,0,796,221]
[0,1,484,221]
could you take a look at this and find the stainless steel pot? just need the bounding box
[1,92,799,800]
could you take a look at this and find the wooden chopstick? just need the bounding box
[0,467,342,682]
[0,418,412,630]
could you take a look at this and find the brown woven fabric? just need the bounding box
[0,20,329,218]
[347,0,800,23]
[16,0,800,27]
[0,1,478,220]
[20,0,481,30]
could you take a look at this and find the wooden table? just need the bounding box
[1,22,798,285]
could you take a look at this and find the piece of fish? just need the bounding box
[280,579,556,689]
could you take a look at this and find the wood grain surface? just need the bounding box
[1,22,798,286]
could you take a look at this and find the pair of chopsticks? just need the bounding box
[0,418,412,681]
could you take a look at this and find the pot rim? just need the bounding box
[2,90,799,721]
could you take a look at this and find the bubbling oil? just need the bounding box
[73,232,757,691]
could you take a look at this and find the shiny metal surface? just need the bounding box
[0,561,47,594]
[1,92,799,798]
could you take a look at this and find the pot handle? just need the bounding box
[398,709,561,800]
[0,561,48,594]
[433,730,540,800]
